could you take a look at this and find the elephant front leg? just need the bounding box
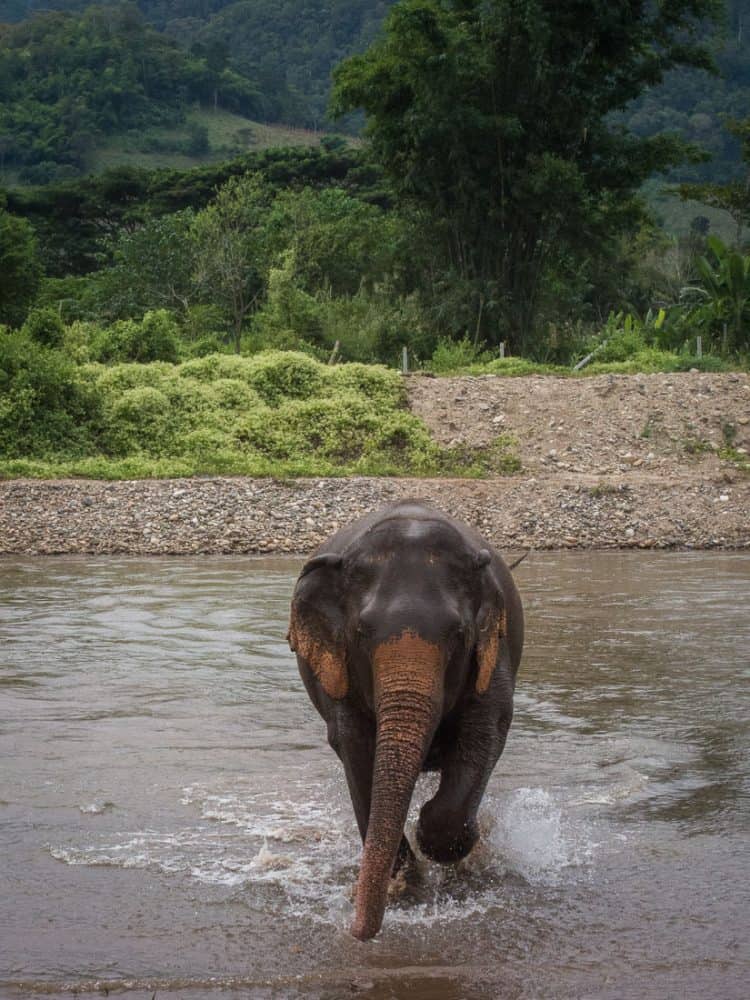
[327,704,416,874]
[417,691,513,864]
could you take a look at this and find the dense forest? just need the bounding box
[1,0,749,479]
[0,0,748,179]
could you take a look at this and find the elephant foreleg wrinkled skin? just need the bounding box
[418,668,514,864]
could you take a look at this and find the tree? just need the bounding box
[192,173,276,350]
[99,209,198,320]
[0,197,42,328]
[267,186,403,297]
[332,0,723,351]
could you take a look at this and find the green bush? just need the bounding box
[21,308,66,349]
[92,310,182,364]
[240,351,326,404]
[0,348,529,479]
[671,354,733,372]
[327,362,404,408]
[183,334,231,358]
[585,349,680,374]
[93,361,175,395]
[0,331,100,457]
[471,357,569,376]
[594,328,647,363]
[430,337,494,373]
[104,386,173,455]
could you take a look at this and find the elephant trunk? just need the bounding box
[350,631,442,941]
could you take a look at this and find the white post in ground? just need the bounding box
[402,346,409,374]
[499,342,506,359]
[696,335,702,358]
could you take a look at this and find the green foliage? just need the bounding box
[99,210,198,320]
[0,346,528,477]
[5,146,373,280]
[332,0,722,351]
[0,199,42,327]
[0,3,262,178]
[21,307,66,348]
[446,356,569,377]
[679,116,750,234]
[90,309,182,363]
[430,338,494,373]
[267,187,402,297]
[629,6,750,185]
[681,236,750,353]
[0,330,100,457]
[192,173,277,349]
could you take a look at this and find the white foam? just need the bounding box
[78,800,114,815]
[571,766,649,806]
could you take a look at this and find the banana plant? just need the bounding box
[682,236,750,353]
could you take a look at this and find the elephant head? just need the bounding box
[289,509,517,941]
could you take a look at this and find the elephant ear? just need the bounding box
[474,549,506,695]
[288,553,348,700]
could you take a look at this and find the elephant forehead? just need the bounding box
[363,516,469,555]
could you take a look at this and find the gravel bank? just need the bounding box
[1,372,748,555]
[1,473,747,555]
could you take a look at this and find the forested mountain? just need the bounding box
[0,0,747,182]
[0,0,394,137]
[0,3,260,182]
[623,0,750,181]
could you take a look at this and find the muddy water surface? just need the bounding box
[1,553,749,999]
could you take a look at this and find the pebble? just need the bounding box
[0,475,747,555]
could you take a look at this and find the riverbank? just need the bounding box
[1,472,748,554]
[2,371,748,554]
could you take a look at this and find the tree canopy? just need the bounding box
[332,0,723,348]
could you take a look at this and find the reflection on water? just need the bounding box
[1,553,749,999]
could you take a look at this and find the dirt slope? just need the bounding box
[407,371,750,480]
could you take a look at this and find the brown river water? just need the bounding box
[1,553,748,1000]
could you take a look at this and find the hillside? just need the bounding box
[91,109,350,174]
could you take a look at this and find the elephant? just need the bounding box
[287,500,524,940]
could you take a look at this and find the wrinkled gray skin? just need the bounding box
[288,501,524,940]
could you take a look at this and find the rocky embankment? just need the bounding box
[1,372,748,555]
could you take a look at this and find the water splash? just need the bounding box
[78,800,115,815]
[50,777,598,931]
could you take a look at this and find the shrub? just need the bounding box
[473,357,568,376]
[92,310,182,364]
[0,331,100,457]
[22,308,66,349]
[586,348,681,374]
[326,363,404,408]
[0,347,532,478]
[94,361,175,395]
[104,386,173,455]
[184,334,230,358]
[430,337,494,373]
[241,351,326,404]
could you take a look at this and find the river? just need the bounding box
[1,553,748,999]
